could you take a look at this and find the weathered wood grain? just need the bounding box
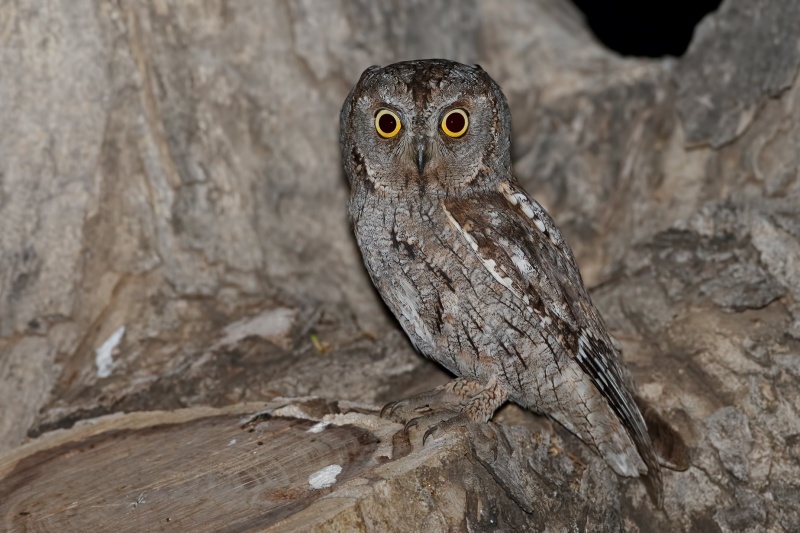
[0,400,618,532]
[0,402,377,531]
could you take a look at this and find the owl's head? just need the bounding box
[340,59,512,198]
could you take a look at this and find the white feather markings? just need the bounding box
[441,203,535,316]
[497,181,548,234]
[509,245,534,277]
[576,331,617,394]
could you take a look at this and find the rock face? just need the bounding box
[1,0,798,530]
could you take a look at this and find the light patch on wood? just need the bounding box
[307,421,330,433]
[219,308,296,349]
[239,408,275,426]
[95,325,125,378]
[308,464,342,489]
[271,404,316,420]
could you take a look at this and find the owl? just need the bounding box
[340,59,687,507]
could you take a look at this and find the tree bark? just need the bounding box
[1,0,799,531]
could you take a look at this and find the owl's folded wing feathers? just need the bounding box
[441,180,664,505]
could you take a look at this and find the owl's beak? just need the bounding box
[415,140,429,175]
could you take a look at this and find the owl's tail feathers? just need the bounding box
[634,395,691,472]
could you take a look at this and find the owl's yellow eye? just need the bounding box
[375,109,402,138]
[441,109,469,138]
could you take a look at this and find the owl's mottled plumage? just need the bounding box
[341,59,687,506]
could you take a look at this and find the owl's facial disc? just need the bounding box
[342,60,512,195]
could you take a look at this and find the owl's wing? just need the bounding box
[441,180,664,504]
[441,181,613,342]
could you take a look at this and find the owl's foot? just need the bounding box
[380,377,486,421]
[398,378,509,445]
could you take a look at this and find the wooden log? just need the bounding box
[1,400,619,532]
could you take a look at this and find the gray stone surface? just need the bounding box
[676,0,800,148]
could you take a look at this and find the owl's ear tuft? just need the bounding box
[358,65,382,84]
[473,64,484,71]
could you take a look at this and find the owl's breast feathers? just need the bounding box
[440,180,663,504]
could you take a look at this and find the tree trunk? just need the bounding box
[1,0,798,531]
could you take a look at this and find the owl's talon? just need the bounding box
[422,412,472,445]
[380,401,400,419]
[422,425,438,445]
[403,416,421,434]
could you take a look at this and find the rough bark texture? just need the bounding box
[1,0,799,531]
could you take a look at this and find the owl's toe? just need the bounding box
[399,409,460,442]
[385,378,509,447]
[422,412,473,444]
[380,398,434,422]
[379,400,403,419]
[379,377,484,423]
